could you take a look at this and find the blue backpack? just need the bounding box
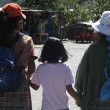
[100,36,110,101]
[0,32,23,92]
[100,78,110,101]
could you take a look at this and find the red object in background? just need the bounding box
[73,22,96,43]
[92,32,98,42]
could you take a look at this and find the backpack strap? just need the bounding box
[0,32,24,48]
[8,32,24,47]
[104,36,110,80]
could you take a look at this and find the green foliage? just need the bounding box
[91,0,110,21]
[22,0,110,24]
[20,0,110,40]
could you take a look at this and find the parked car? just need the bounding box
[72,22,95,43]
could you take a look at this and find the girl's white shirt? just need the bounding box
[31,63,74,110]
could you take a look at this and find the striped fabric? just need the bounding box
[0,75,32,110]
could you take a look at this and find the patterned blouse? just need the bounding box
[0,34,37,110]
[13,34,36,69]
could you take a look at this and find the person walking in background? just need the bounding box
[0,3,37,110]
[75,11,110,110]
[29,37,81,110]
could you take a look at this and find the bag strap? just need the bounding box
[8,32,24,48]
[0,32,24,48]
[104,37,110,80]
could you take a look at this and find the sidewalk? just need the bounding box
[31,40,90,110]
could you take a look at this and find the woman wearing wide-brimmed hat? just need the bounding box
[75,11,110,110]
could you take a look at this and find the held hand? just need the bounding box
[75,97,82,107]
[25,71,32,81]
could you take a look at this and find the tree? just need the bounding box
[21,0,110,39]
[90,0,110,22]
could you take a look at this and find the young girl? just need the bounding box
[29,37,81,110]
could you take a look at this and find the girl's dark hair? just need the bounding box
[39,37,69,63]
[0,10,23,42]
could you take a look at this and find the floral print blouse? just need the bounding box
[13,34,37,69]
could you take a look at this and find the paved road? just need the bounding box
[30,40,91,110]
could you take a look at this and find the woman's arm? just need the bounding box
[26,56,36,80]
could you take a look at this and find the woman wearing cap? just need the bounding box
[75,11,110,110]
[0,3,37,110]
